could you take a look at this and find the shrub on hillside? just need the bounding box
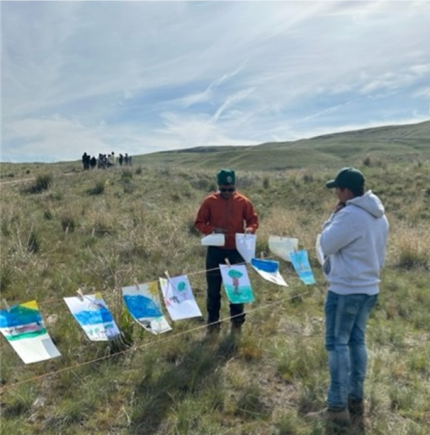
[123,182,135,194]
[302,173,314,183]
[398,248,429,270]
[396,232,429,270]
[44,209,53,220]
[121,169,133,180]
[363,155,372,166]
[190,178,212,191]
[60,213,77,233]
[87,180,105,195]
[27,229,41,254]
[27,173,53,193]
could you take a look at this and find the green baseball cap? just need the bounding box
[217,169,235,185]
[326,167,365,189]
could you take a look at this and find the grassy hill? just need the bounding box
[133,120,430,170]
[0,123,430,435]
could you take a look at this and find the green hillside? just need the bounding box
[135,120,430,170]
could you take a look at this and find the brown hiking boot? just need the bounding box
[349,399,369,433]
[305,408,350,434]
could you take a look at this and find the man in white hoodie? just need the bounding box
[312,167,389,430]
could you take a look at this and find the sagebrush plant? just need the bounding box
[87,178,106,195]
[26,172,53,193]
[0,160,429,435]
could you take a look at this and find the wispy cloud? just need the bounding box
[2,1,430,162]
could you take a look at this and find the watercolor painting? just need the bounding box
[122,281,171,334]
[235,233,256,263]
[0,300,61,364]
[64,293,120,341]
[219,264,255,304]
[250,258,288,287]
[290,250,316,285]
[159,275,202,321]
[268,236,298,262]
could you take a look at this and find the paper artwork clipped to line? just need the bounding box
[268,236,298,262]
[201,233,225,246]
[0,300,61,364]
[122,281,171,334]
[159,275,202,321]
[220,264,255,304]
[250,258,288,287]
[64,293,120,341]
[315,234,325,266]
[290,250,316,285]
[235,233,256,263]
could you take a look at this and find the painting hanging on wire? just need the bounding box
[122,281,171,334]
[0,300,61,364]
[219,264,255,304]
[250,258,288,287]
[64,293,121,341]
[268,236,298,262]
[290,250,316,285]
[159,275,202,321]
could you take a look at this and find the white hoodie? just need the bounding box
[320,191,389,295]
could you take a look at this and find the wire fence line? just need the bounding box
[0,288,316,392]
[2,252,312,308]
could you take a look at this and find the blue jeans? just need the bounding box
[324,291,377,409]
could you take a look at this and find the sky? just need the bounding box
[1,1,430,163]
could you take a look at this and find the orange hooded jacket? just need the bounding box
[194,192,258,249]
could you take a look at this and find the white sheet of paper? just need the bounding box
[235,233,256,263]
[159,275,202,321]
[0,300,61,364]
[219,264,255,304]
[268,236,298,262]
[8,335,61,364]
[250,258,288,287]
[122,282,172,334]
[201,233,225,246]
[316,234,325,266]
[290,250,316,285]
[64,293,121,341]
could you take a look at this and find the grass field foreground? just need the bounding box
[0,160,429,435]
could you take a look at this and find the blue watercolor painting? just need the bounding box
[290,250,316,285]
[220,264,255,304]
[122,282,171,334]
[251,258,279,273]
[0,300,61,364]
[0,301,42,329]
[73,305,114,325]
[250,258,288,287]
[123,294,162,318]
[64,293,120,341]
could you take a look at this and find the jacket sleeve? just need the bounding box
[320,210,358,256]
[194,199,214,235]
[244,200,259,233]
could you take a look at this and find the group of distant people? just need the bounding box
[81,152,133,170]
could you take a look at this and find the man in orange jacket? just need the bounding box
[195,169,258,335]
